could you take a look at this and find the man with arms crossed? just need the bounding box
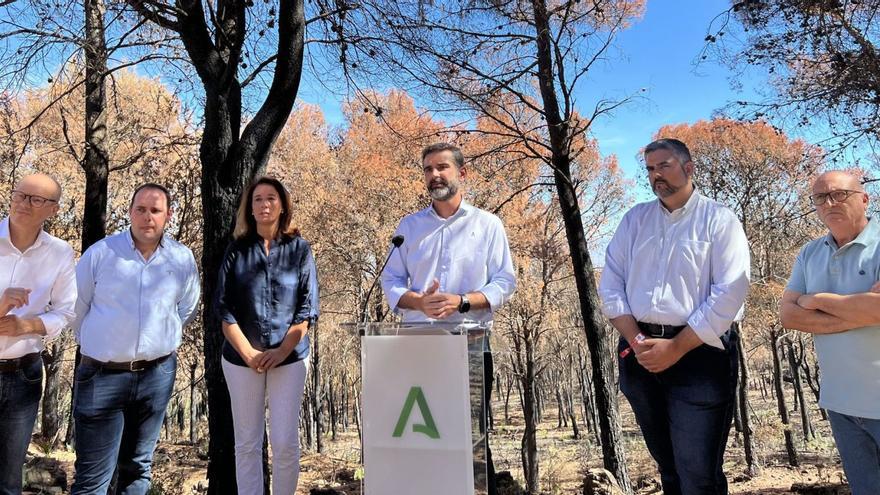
[0,174,75,495]
[381,143,516,495]
[780,170,880,495]
[71,183,200,495]
[599,138,750,495]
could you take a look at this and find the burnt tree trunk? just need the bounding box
[530,1,630,490]
[802,358,827,421]
[771,329,799,466]
[735,324,759,477]
[566,352,579,439]
[785,337,814,442]
[310,321,322,452]
[128,1,306,491]
[554,373,564,428]
[189,362,197,444]
[81,0,110,251]
[504,374,512,423]
[39,340,65,447]
[519,330,539,495]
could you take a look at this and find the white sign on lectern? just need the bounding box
[362,332,475,495]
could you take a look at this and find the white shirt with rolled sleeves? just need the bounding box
[72,230,201,362]
[0,217,76,359]
[380,201,516,323]
[598,191,750,349]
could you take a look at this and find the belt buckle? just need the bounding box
[658,325,667,337]
[129,361,144,372]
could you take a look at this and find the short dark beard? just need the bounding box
[652,180,680,198]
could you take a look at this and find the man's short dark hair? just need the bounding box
[644,138,693,166]
[129,183,172,210]
[421,143,465,169]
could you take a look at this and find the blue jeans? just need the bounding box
[0,355,42,495]
[827,409,880,495]
[619,331,739,495]
[71,354,176,495]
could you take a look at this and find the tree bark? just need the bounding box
[771,329,798,467]
[530,1,630,490]
[801,357,827,421]
[189,362,197,444]
[520,333,539,495]
[130,1,309,490]
[82,0,109,251]
[311,321,322,452]
[785,337,814,443]
[735,324,759,477]
[39,340,65,447]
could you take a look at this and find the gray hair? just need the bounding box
[421,142,465,169]
[644,138,692,166]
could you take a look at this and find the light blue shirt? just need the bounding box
[73,230,201,362]
[787,218,880,419]
[381,201,516,323]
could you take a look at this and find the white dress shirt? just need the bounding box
[72,230,200,362]
[599,191,750,349]
[0,217,76,358]
[381,201,516,323]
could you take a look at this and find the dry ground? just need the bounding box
[30,388,850,494]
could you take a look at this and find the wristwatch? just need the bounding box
[458,294,471,313]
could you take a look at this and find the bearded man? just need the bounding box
[380,142,516,495]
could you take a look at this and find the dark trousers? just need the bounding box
[619,330,739,495]
[71,354,177,495]
[0,355,42,495]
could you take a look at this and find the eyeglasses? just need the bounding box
[11,190,58,207]
[809,189,863,206]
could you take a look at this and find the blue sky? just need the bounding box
[298,0,765,203]
[586,0,762,199]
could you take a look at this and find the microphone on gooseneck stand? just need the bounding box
[360,235,405,325]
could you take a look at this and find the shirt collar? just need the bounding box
[0,216,49,252]
[126,228,164,252]
[428,199,473,220]
[657,189,701,219]
[824,216,879,249]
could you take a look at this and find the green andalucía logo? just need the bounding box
[392,386,440,439]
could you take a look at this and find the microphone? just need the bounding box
[361,235,404,323]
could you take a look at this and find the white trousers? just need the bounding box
[222,357,307,495]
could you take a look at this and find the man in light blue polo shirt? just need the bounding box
[781,170,880,495]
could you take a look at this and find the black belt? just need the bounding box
[0,352,41,372]
[637,322,686,338]
[81,353,171,372]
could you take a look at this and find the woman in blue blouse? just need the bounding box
[215,176,318,495]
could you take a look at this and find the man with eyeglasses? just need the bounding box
[599,138,750,495]
[781,170,880,495]
[0,173,76,494]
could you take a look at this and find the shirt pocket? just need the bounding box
[672,240,711,275]
[274,270,300,307]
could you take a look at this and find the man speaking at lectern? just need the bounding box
[381,142,516,494]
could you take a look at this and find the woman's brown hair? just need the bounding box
[232,176,299,239]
